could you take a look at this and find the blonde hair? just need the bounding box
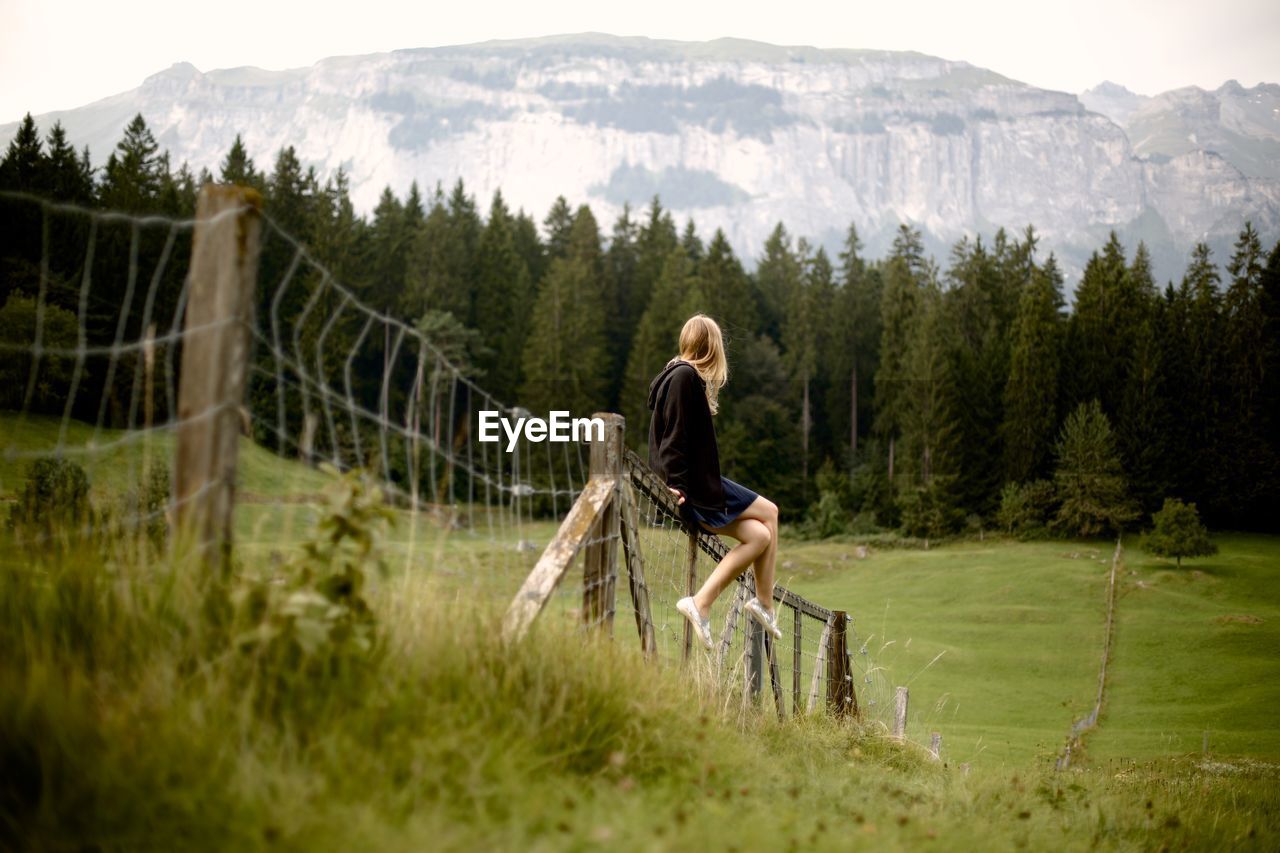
[673,314,728,415]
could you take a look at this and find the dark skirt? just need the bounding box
[683,477,760,530]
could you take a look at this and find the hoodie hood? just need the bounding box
[647,359,699,410]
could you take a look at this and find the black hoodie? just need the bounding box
[647,360,725,514]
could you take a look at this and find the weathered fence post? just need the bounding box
[930,732,942,759]
[826,610,856,718]
[792,606,803,714]
[582,413,623,631]
[893,686,909,739]
[174,184,261,570]
[619,483,657,658]
[682,528,698,661]
[745,617,763,700]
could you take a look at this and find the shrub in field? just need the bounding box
[0,295,80,414]
[799,460,855,539]
[997,479,1056,538]
[7,457,92,544]
[1143,498,1217,568]
[897,477,962,542]
[233,469,393,712]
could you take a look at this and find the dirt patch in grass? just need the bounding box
[1214,614,1264,625]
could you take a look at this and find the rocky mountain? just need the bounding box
[5,34,1279,286]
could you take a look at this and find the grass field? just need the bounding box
[4,413,1279,848]
[776,538,1114,766]
[1087,534,1280,761]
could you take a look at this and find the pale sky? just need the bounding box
[2,0,1278,123]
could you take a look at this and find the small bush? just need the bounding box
[997,480,1056,539]
[232,469,393,718]
[1143,497,1216,568]
[8,457,92,545]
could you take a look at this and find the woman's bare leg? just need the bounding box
[690,517,771,618]
[734,496,780,613]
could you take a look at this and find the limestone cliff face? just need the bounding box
[6,35,1277,284]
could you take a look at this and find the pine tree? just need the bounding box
[366,187,407,312]
[1002,255,1065,483]
[630,197,678,329]
[403,191,466,322]
[782,243,835,498]
[543,196,574,261]
[1211,223,1276,524]
[622,247,701,435]
[44,123,93,203]
[945,235,1011,516]
[474,191,533,400]
[447,180,483,325]
[829,224,881,462]
[698,229,756,340]
[754,223,801,342]
[99,114,162,212]
[1065,233,1128,415]
[604,205,639,407]
[520,254,608,417]
[680,219,704,265]
[1052,400,1138,537]
[1260,239,1280,522]
[873,224,929,484]
[219,134,262,189]
[896,283,957,492]
[0,114,45,191]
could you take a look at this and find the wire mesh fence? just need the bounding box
[2,184,865,722]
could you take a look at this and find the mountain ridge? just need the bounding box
[4,34,1277,285]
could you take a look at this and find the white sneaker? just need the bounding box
[744,597,783,640]
[677,597,713,650]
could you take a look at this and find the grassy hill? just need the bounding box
[1086,534,1280,760]
[3,414,1278,847]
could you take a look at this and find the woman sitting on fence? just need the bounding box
[647,314,782,649]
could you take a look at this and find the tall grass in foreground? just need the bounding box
[1,490,1277,850]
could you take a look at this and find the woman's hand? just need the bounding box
[668,487,686,506]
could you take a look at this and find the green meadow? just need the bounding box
[3,414,1278,849]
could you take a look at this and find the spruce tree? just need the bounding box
[1212,223,1276,524]
[754,223,801,342]
[543,196,574,261]
[1002,255,1065,483]
[44,123,93,203]
[698,229,756,341]
[830,224,880,461]
[873,224,929,484]
[0,114,45,192]
[99,114,162,211]
[1052,400,1138,537]
[473,191,533,400]
[630,197,678,330]
[219,134,262,189]
[622,246,700,434]
[403,194,466,322]
[519,254,608,417]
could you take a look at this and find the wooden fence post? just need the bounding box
[583,413,623,631]
[174,184,261,570]
[826,610,856,718]
[893,686,909,739]
[745,617,763,700]
[930,732,942,760]
[682,528,698,661]
[792,606,802,714]
[619,483,657,658]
